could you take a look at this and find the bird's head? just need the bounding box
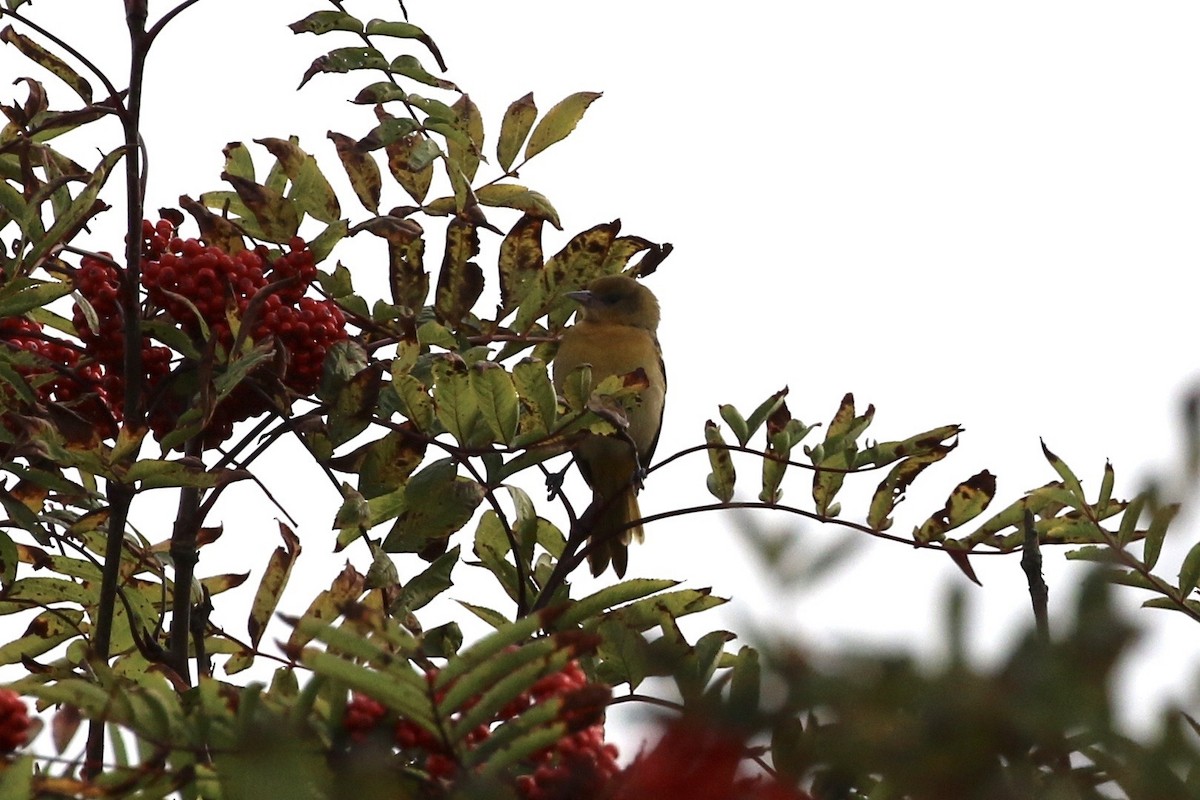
[566,274,660,331]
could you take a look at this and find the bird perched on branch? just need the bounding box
[553,274,666,577]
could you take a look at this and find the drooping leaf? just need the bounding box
[247,522,302,650]
[448,94,484,182]
[328,131,381,213]
[299,47,390,89]
[434,218,483,327]
[396,545,459,612]
[255,137,342,224]
[705,421,736,503]
[476,184,560,230]
[0,26,92,103]
[288,10,364,35]
[867,444,956,532]
[363,19,447,71]
[221,172,301,242]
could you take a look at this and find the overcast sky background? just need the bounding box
[4,0,1200,749]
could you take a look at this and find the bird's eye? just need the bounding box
[601,293,621,305]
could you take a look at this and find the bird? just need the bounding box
[552,274,666,577]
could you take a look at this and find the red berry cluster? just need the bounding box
[0,689,30,753]
[70,253,172,432]
[341,659,618,799]
[138,219,345,443]
[0,317,94,404]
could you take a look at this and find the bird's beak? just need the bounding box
[565,289,593,305]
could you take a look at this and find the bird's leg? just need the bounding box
[545,457,575,500]
[632,456,648,491]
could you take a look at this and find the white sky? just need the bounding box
[4,0,1200,748]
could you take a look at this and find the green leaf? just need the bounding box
[288,10,363,35]
[380,459,484,554]
[0,278,72,318]
[554,578,681,628]
[24,148,121,269]
[718,404,750,447]
[475,184,560,229]
[299,47,390,89]
[433,610,555,693]
[1117,493,1146,546]
[465,696,565,771]
[457,601,510,629]
[1039,440,1086,511]
[470,362,520,445]
[524,91,602,160]
[1143,502,1181,570]
[704,421,736,503]
[363,19,447,71]
[729,645,761,713]
[596,618,651,689]
[433,355,483,446]
[247,522,301,650]
[497,92,537,172]
[397,544,459,612]
[301,650,436,733]
[743,387,789,442]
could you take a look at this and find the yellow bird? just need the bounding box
[553,274,666,577]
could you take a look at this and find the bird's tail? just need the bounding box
[587,484,644,578]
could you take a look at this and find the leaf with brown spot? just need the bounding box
[178,194,246,253]
[382,460,485,555]
[497,92,537,173]
[705,421,736,503]
[0,26,92,104]
[0,608,83,666]
[248,522,302,649]
[449,94,484,182]
[867,444,956,532]
[200,572,251,596]
[914,470,998,543]
[498,215,545,319]
[298,47,390,89]
[285,562,366,651]
[475,184,560,229]
[434,218,483,327]
[255,137,342,224]
[353,214,428,311]
[354,424,428,499]
[221,172,300,243]
[329,131,381,213]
